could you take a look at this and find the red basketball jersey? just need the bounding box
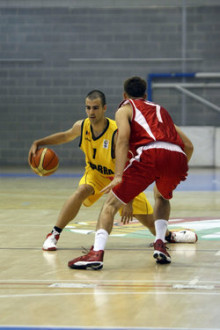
[120,99,184,154]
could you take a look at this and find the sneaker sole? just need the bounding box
[42,247,57,251]
[68,262,103,270]
[153,251,171,264]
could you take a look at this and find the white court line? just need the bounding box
[173,284,214,290]
[1,279,220,283]
[173,277,215,290]
[0,291,220,298]
[215,250,220,256]
[49,283,97,288]
[188,277,199,285]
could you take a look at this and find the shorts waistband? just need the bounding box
[138,141,185,154]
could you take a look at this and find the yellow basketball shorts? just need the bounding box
[79,167,153,215]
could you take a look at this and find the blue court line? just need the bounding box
[0,173,82,178]
[0,171,220,191]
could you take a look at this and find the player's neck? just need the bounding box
[91,118,108,137]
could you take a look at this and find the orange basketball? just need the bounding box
[30,148,59,176]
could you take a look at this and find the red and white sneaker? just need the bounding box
[153,239,171,264]
[68,246,104,270]
[166,230,198,243]
[42,232,60,251]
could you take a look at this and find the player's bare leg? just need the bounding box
[96,192,122,233]
[56,184,94,229]
[152,185,197,243]
[153,185,171,264]
[153,185,170,221]
[134,213,156,235]
[43,184,94,251]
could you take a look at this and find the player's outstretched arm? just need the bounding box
[28,120,82,165]
[101,105,131,194]
[101,176,123,194]
[114,105,131,175]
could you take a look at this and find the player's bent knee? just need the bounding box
[103,194,122,216]
[153,184,166,200]
[76,184,94,199]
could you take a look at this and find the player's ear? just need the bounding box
[103,104,107,112]
[123,92,128,99]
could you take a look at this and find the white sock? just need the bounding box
[154,219,168,243]
[93,229,109,251]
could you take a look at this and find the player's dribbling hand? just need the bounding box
[28,142,38,165]
[100,176,122,194]
[121,201,133,224]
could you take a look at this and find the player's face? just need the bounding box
[85,97,106,124]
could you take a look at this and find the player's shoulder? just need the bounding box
[116,103,132,122]
[74,119,84,125]
[70,119,84,135]
[78,118,90,130]
[106,117,116,124]
[106,117,117,129]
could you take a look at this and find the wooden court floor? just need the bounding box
[0,167,220,330]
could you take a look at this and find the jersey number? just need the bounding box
[92,148,97,159]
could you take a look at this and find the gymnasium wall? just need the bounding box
[182,126,220,168]
[0,0,219,167]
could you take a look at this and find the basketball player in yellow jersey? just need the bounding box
[28,90,197,251]
[79,116,117,206]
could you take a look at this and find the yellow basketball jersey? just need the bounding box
[79,118,117,177]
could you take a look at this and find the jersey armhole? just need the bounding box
[111,129,118,159]
[128,99,135,122]
[79,120,85,147]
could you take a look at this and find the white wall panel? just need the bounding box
[215,127,220,167]
[181,126,215,167]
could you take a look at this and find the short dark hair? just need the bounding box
[124,76,147,98]
[86,90,106,107]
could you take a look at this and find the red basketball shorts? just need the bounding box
[112,146,188,203]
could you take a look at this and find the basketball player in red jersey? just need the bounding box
[68,76,194,269]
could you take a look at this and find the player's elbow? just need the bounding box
[185,141,194,154]
[184,141,194,162]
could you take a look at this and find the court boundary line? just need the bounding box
[1,291,220,298]
[1,279,220,283]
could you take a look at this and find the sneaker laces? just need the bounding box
[75,246,97,261]
[51,233,59,242]
[149,242,169,250]
[159,241,169,250]
[81,246,92,254]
